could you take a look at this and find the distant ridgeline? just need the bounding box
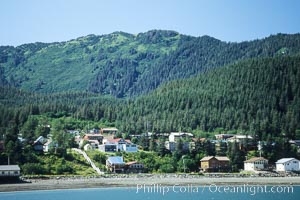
[1,30,300,97]
[0,30,300,135]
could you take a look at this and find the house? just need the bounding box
[200,156,230,172]
[0,165,20,179]
[276,158,300,172]
[101,128,118,135]
[244,157,268,171]
[165,141,190,152]
[226,135,253,143]
[88,140,100,149]
[106,156,125,173]
[169,132,193,142]
[215,134,235,140]
[99,143,117,152]
[83,134,103,143]
[102,138,138,152]
[43,140,55,152]
[125,161,144,173]
[67,130,80,136]
[89,128,100,134]
[122,143,138,152]
[289,140,300,149]
[33,136,46,151]
[226,135,256,150]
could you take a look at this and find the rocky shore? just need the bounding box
[1,174,300,192]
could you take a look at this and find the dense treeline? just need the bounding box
[122,56,300,139]
[1,31,300,97]
[1,56,299,140]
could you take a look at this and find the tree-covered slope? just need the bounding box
[1,31,300,98]
[1,56,299,140]
[0,30,181,96]
[118,56,300,139]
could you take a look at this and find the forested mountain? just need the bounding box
[121,56,300,139]
[1,56,299,140]
[1,31,300,97]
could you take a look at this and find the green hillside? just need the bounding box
[1,56,299,138]
[122,56,300,138]
[1,31,300,97]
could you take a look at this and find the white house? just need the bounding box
[102,138,138,152]
[0,165,20,177]
[227,135,253,143]
[276,158,300,172]
[99,143,117,152]
[122,143,138,152]
[169,132,193,142]
[244,157,268,171]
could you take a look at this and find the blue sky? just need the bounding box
[1,0,300,46]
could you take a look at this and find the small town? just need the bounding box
[1,126,300,181]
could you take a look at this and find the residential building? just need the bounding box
[276,158,300,172]
[106,156,125,173]
[83,134,104,143]
[125,161,144,173]
[244,157,268,171]
[165,141,190,152]
[122,143,138,152]
[33,136,45,151]
[67,130,80,136]
[99,143,117,152]
[226,135,253,143]
[89,128,100,134]
[169,132,193,142]
[0,165,20,178]
[101,128,118,135]
[102,138,138,152]
[215,134,235,140]
[289,140,300,150]
[43,140,54,152]
[200,156,230,172]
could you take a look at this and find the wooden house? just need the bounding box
[200,156,230,172]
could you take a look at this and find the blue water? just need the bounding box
[0,185,299,200]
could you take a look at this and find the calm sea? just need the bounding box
[0,185,299,200]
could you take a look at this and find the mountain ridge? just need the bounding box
[1,30,300,97]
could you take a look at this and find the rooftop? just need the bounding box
[107,156,125,164]
[244,157,268,163]
[276,158,299,164]
[102,128,118,131]
[170,132,193,137]
[0,165,20,171]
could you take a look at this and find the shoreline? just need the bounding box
[1,175,300,192]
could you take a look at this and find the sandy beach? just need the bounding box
[1,175,300,192]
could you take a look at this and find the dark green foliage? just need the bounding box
[1,32,300,98]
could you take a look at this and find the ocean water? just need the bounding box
[0,185,299,200]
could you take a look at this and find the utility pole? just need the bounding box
[182,155,187,173]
